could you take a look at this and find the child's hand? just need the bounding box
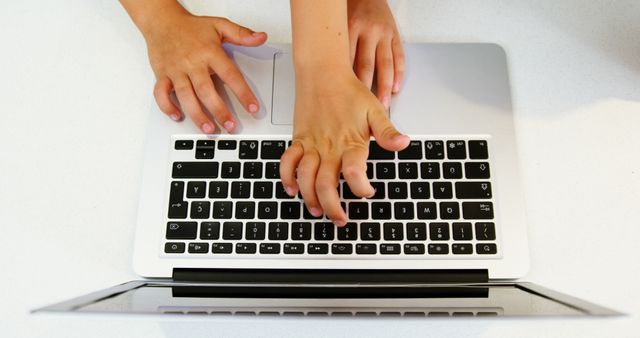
[136,6,267,133]
[347,0,404,109]
[279,67,410,226]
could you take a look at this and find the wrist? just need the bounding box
[120,0,189,37]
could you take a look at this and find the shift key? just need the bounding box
[172,162,219,178]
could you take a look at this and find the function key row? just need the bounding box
[164,241,497,255]
[174,139,489,160]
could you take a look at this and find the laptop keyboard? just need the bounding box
[163,135,500,258]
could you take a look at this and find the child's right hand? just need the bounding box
[136,6,267,133]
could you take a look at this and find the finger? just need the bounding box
[375,38,394,109]
[349,29,359,66]
[341,145,375,198]
[189,69,237,132]
[213,18,268,47]
[210,49,260,114]
[153,77,182,121]
[368,106,410,151]
[296,149,323,217]
[354,36,377,89]
[280,141,304,197]
[315,155,347,226]
[172,75,217,134]
[391,36,405,94]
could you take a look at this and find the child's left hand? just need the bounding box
[347,0,405,109]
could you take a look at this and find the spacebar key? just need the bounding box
[172,162,219,178]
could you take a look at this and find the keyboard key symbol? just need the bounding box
[169,223,179,230]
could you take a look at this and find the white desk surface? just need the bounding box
[1,0,639,337]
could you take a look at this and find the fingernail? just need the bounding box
[310,207,322,217]
[381,96,390,109]
[392,134,408,142]
[201,123,214,134]
[170,114,180,121]
[392,82,400,93]
[285,186,296,197]
[334,220,346,227]
[223,120,235,132]
[248,103,259,113]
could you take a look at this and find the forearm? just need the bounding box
[290,0,351,74]
[119,0,188,36]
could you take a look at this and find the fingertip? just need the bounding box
[392,81,401,94]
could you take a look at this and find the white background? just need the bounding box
[1,0,639,337]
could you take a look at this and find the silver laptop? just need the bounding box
[34,43,620,317]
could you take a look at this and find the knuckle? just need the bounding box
[315,177,335,192]
[357,61,375,73]
[342,164,364,180]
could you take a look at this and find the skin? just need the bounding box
[282,0,409,226]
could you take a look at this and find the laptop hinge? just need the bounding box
[172,268,488,284]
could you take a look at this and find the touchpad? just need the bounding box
[271,52,295,125]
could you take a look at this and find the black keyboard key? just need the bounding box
[235,202,255,219]
[439,202,460,220]
[383,222,404,240]
[394,202,414,220]
[380,244,401,255]
[166,221,197,239]
[429,222,450,240]
[212,201,232,219]
[308,243,329,254]
[420,162,440,179]
[360,223,380,240]
[221,162,241,178]
[370,182,385,199]
[188,242,209,253]
[398,162,418,179]
[186,181,206,198]
[452,243,473,255]
[200,222,220,240]
[280,202,301,219]
[172,162,219,179]
[261,140,286,160]
[404,244,425,255]
[462,202,494,220]
[168,182,187,219]
[452,222,473,240]
[218,140,237,150]
[465,162,491,179]
[446,141,466,159]
[356,243,377,255]
[475,222,496,240]
[230,181,251,198]
[253,181,273,199]
[222,222,243,240]
[196,140,215,148]
[342,183,359,199]
[433,182,453,199]
[239,140,258,159]
[369,141,394,159]
[388,182,408,199]
[367,162,374,179]
[398,140,423,159]
[243,162,263,179]
[332,243,353,255]
[236,243,257,254]
[291,222,312,240]
[410,182,430,199]
[269,222,289,240]
[211,242,233,254]
[208,181,228,198]
[195,140,215,159]
[245,222,266,240]
[417,202,438,219]
[314,222,335,241]
[165,242,185,253]
[348,202,369,220]
[175,140,194,150]
[428,243,449,255]
[443,162,463,179]
[371,202,392,220]
[337,222,357,240]
[406,222,427,240]
[303,205,322,220]
[260,243,281,254]
[257,202,278,219]
[275,182,294,199]
[468,140,489,159]
[190,201,210,219]
[376,163,396,179]
[169,181,184,203]
[456,182,492,199]
[265,162,280,179]
[284,243,304,254]
[424,141,444,159]
[476,243,497,254]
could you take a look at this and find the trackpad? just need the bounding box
[271,52,295,125]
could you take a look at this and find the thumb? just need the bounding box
[368,107,410,151]
[214,18,267,46]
